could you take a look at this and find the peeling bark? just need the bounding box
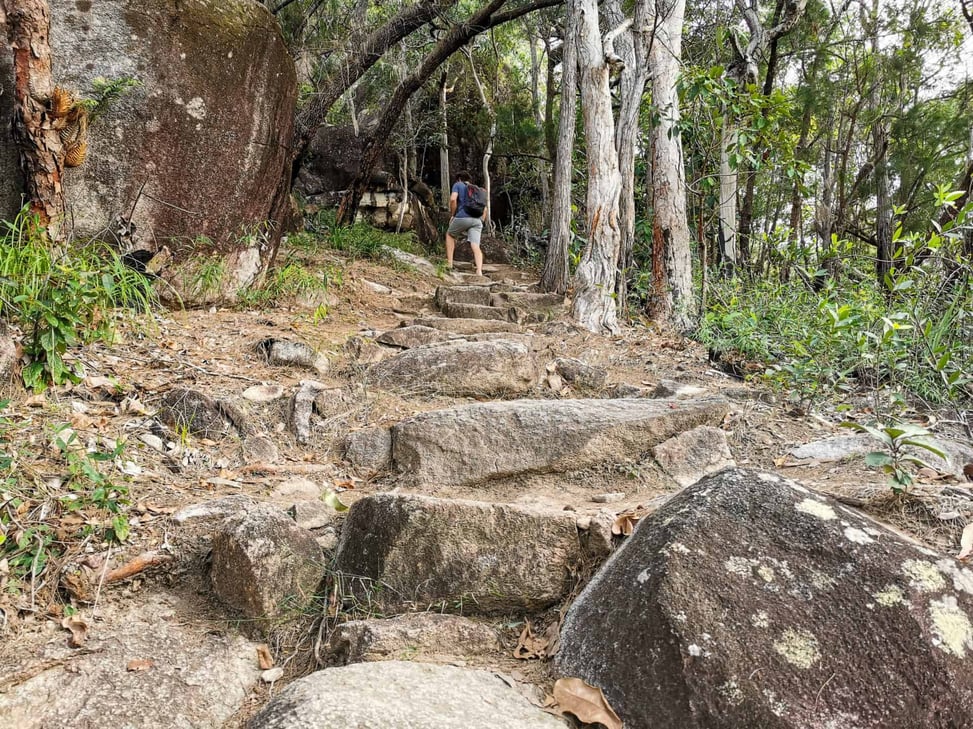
[570,0,622,333]
[4,0,65,236]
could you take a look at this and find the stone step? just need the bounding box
[412,316,522,334]
[441,301,514,321]
[490,291,566,310]
[334,492,593,615]
[249,662,569,728]
[391,396,730,489]
[367,339,538,397]
[434,285,492,309]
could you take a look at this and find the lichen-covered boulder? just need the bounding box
[1,0,296,302]
[556,467,973,729]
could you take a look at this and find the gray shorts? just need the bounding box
[447,216,483,245]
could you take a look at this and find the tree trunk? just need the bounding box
[717,119,739,275]
[539,0,578,294]
[439,69,452,207]
[646,0,694,333]
[4,0,65,236]
[529,30,550,224]
[571,0,622,333]
[464,46,496,230]
[606,0,647,309]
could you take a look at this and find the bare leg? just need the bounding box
[445,233,456,268]
[471,243,483,276]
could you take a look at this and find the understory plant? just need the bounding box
[699,197,972,415]
[840,420,948,493]
[0,208,157,390]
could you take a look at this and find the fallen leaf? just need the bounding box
[256,644,275,670]
[938,511,961,521]
[958,523,973,561]
[612,511,639,537]
[61,615,89,647]
[964,463,973,482]
[126,659,154,672]
[322,490,349,512]
[514,622,548,660]
[552,677,623,729]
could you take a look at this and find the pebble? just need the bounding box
[242,384,286,403]
[592,492,625,504]
[139,433,166,452]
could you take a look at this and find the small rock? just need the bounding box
[288,500,337,530]
[652,379,709,399]
[345,336,387,364]
[592,492,625,504]
[609,383,651,398]
[261,667,285,683]
[242,433,280,464]
[289,380,328,445]
[329,613,501,665]
[210,504,323,622]
[270,478,322,502]
[363,280,393,295]
[138,433,166,452]
[653,425,735,487]
[554,357,608,391]
[158,388,231,440]
[343,427,392,472]
[169,494,253,524]
[242,384,286,403]
[256,338,329,374]
[547,373,564,391]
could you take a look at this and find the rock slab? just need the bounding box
[367,339,538,397]
[392,396,730,488]
[0,592,260,729]
[329,613,501,664]
[247,661,567,728]
[335,493,582,614]
[556,467,973,729]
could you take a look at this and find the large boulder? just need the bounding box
[556,467,973,729]
[391,397,729,488]
[1,0,297,302]
[367,339,539,397]
[248,661,568,728]
[335,493,583,614]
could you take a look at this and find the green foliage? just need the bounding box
[699,202,973,412]
[0,208,156,391]
[0,408,133,598]
[840,420,947,493]
[237,255,342,309]
[307,209,423,261]
[79,76,142,123]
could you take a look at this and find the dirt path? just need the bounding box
[1,249,970,727]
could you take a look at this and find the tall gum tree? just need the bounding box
[571,0,624,333]
[647,0,695,332]
[539,0,578,294]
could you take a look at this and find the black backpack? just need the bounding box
[465,184,488,217]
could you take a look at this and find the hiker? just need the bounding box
[445,170,486,276]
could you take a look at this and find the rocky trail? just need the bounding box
[1,251,972,728]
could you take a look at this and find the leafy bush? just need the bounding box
[307,209,423,260]
[0,408,133,600]
[0,208,157,390]
[699,200,972,412]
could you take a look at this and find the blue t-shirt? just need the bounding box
[452,181,475,218]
